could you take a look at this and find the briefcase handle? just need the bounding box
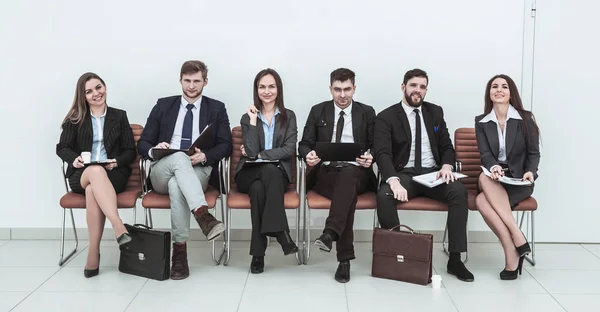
[390,224,415,234]
[129,223,152,230]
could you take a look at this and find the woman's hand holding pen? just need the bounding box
[490,165,505,180]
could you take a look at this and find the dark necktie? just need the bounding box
[414,109,422,173]
[180,104,195,150]
[335,111,345,143]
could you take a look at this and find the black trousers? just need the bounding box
[236,164,290,256]
[312,165,370,261]
[376,167,469,253]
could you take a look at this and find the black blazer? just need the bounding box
[374,101,455,182]
[56,107,136,179]
[298,100,377,190]
[475,110,540,180]
[235,109,297,183]
[137,95,233,165]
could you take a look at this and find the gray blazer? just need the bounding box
[475,110,540,180]
[235,109,297,183]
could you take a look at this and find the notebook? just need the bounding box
[151,124,214,160]
[314,142,364,161]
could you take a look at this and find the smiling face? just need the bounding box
[489,77,511,105]
[402,76,428,107]
[84,78,106,107]
[257,74,278,106]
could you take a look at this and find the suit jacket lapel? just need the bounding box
[103,108,117,144]
[396,104,411,141]
[165,97,181,141]
[198,97,209,131]
[324,101,335,141]
[505,119,518,157]
[484,121,500,158]
[273,114,284,147]
[81,112,93,151]
[351,103,361,143]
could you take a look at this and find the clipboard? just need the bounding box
[314,142,364,161]
[151,124,214,160]
[84,161,112,166]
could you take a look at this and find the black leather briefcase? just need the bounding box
[118,224,171,281]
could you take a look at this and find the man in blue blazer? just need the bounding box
[138,60,232,280]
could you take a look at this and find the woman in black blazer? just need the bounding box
[56,72,136,278]
[475,74,541,280]
[235,68,298,274]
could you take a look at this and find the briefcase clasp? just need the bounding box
[397,255,404,262]
[138,253,145,261]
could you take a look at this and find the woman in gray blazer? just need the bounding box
[475,74,541,280]
[235,69,298,273]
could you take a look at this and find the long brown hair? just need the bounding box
[62,72,106,126]
[483,74,540,135]
[253,68,287,125]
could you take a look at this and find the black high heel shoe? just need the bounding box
[276,231,299,255]
[500,255,525,280]
[84,254,100,278]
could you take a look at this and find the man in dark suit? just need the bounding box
[374,68,474,282]
[138,60,232,280]
[298,68,377,283]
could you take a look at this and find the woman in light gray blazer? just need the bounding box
[235,68,298,274]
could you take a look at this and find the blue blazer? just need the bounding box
[138,95,233,165]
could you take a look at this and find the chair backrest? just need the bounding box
[230,126,297,192]
[454,128,481,192]
[128,124,144,189]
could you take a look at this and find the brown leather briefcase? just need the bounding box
[371,225,433,285]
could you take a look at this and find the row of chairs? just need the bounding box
[58,126,538,267]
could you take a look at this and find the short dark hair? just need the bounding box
[180,60,208,80]
[330,68,355,85]
[403,68,428,86]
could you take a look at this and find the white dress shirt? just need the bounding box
[478,104,523,170]
[169,96,202,150]
[324,102,359,166]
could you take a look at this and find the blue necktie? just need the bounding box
[180,104,195,150]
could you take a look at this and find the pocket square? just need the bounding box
[434,125,440,133]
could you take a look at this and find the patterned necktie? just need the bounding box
[180,104,195,150]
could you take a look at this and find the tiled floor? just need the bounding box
[1,239,599,312]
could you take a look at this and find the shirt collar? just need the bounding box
[401,101,422,116]
[334,101,353,117]
[89,106,107,118]
[257,107,280,121]
[479,104,523,123]
[181,96,202,110]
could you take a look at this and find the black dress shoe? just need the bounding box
[250,256,264,274]
[447,259,474,282]
[335,260,350,283]
[314,233,333,252]
[276,231,299,255]
[117,232,132,246]
[84,254,100,278]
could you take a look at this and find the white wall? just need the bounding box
[3,0,591,243]
[529,0,600,242]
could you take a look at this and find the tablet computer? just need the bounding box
[314,142,364,161]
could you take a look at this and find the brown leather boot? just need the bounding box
[170,242,189,280]
[193,206,225,241]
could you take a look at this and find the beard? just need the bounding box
[183,88,202,99]
[404,90,424,107]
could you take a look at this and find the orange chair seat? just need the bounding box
[141,186,220,209]
[306,190,377,210]
[60,186,141,209]
[227,189,300,209]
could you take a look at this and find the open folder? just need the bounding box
[242,159,280,168]
[151,124,214,161]
[480,166,532,186]
[412,171,468,188]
